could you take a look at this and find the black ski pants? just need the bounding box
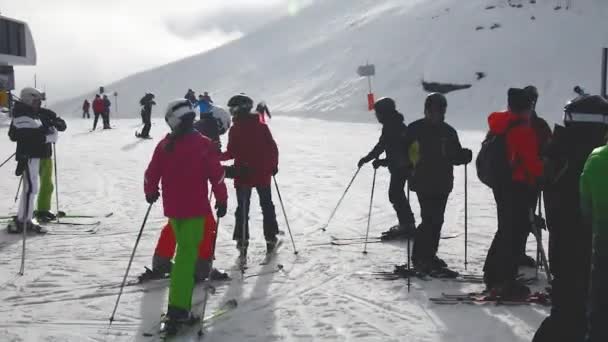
[233,186,279,242]
[93,112,102,130]
[588,241,608,342]
[141,111,152,137]
[483,182,536,288]
[82,110,90,119]
[411,192,449,264]
[102,111,111,128]
[388,169,415,228]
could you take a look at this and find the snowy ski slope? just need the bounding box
[0,118,549,341]
[52,0,608,127]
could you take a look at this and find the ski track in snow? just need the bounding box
[0,118,549,341]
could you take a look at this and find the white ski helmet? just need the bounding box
[20,87,45,107]
[209,105,231,135]
[165,99,196,131]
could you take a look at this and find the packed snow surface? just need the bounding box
[0,117,549,341]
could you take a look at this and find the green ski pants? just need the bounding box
[37,158,54,212]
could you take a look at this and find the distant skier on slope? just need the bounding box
[221,94,280,257]
[144,99,227,335]
[102,95,112,129]
[82,99,90,119]
[137,93,156,139]
[92,94,105,130]
[357,97,416,240]
[7,88,58,233]
[408,93,472,276]
[256,101,271,124]
[197,93,213,120]
[533,94,608,342]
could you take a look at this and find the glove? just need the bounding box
[215,202,227,218]
[145,191,160,204]
[45,128,58,144]
[461,148,473,164]
[223,165,236,179]
[372,159,387,169]
[358,156,371,168]
[272,167,278,176]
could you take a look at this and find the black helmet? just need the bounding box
[424,93,447,111]
[373,97,396,114]
[227,94,254,116]
[524,85,539,102]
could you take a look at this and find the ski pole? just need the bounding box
[363,169,377,255]
[464,164,468,270]
[198,217,220,337]
[14,176,22,203]
[239,189,249,277]
[109,203,153,325]
[406,233,411,293]
[529,208,552,283]
[53,144,60,222]
[535,194,543,279]
[273,176,298,255]
[320,167,361,231]
[0,152,16,169]
[19,161,32,276]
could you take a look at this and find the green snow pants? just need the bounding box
[37,158,54,212]
[168,217,205,310]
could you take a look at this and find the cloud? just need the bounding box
[4,0,310,102]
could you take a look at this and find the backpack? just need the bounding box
[476,122,522,189]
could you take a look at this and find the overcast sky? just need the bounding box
[3,0,309,101]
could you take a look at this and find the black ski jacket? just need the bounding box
[39,108,67,158]
[407,118,470,194]
[363,110,410,172]
[8,102,49,160]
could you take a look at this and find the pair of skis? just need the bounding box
[430,291,550,306]
[319,233,462,246]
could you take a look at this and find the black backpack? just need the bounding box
[476,122,522,189]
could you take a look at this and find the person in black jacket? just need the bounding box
[408,93,472,275]
[358,97,416,239]
[7,88,59,233]
[102,95,112,129]
[138,93,156,138]
[532,95,608,342]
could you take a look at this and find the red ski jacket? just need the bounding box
[222,114,278,187]
[145,132,227,218]
[488,111,544,186]
[92,98,105,113]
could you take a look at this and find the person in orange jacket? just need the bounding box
[482,88,544,299]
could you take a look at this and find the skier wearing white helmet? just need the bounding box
[7,87,58,233]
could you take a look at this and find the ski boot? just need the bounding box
[236,240,249,265]
[34,210,57,223]
[137,267,168,283]
[380,223,416,241]
[518,254,537,268]
[488,280,531,301]
[7,218,47,234]
[209,268,230,281]
[160,306,199,337]
[431,255,448,269]
[7,217,23,234]
[266,237,278,254]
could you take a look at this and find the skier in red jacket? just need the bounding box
[144,98,227,334]
[222,94,279,257]
[92,95,105,130]
[483,88,544,299]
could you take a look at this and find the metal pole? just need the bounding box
[0,152,16,169]
[601,48,607,99]
[320,168,361,231]
[464,164,468,270]
[108,203,153,325]
[363,169,377,255]
[53,144,60,221]
[273,177,298,255]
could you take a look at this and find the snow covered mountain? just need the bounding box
[52,0,608,127]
